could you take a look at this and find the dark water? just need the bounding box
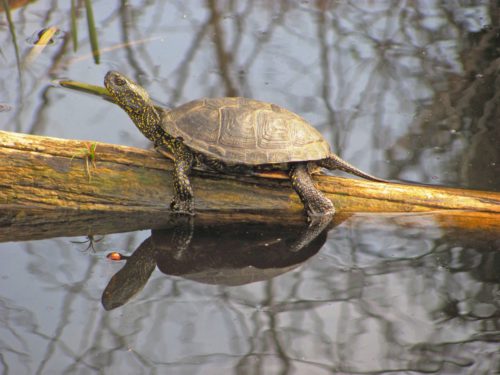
[1,1,499,374]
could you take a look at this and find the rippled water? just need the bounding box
[0,2,499,374]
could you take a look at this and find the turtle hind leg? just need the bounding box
[319,154,388,183]
[289,163,335,217]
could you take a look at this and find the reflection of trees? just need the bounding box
[1,221,498,372]
[386,2,500,188]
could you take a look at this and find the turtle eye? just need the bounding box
[114,77,126,86]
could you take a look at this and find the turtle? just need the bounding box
[104,71,387,217]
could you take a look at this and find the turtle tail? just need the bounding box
[318,154,388,183]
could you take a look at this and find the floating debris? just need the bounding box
[24,26,60,66]
[27,26,60,46]
[107,252,127,261]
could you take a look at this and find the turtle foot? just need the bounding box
[305,202,335,221]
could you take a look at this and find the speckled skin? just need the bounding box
[104,71,387,217]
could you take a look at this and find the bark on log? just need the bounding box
[1,130,499,241]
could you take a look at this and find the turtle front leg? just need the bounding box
[289,163,335,217]
[169,140,195,214]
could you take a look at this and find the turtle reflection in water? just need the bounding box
[101,220,327,310]
[104,71,388,219]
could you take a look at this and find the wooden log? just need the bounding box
[1,130,499,241]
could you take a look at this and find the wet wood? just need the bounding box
[1,130,499,241]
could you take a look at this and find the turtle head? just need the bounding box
[104,71,162,142]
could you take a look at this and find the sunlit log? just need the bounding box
[1,130,499,241]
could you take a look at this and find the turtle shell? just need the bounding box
[160,97,330,165]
